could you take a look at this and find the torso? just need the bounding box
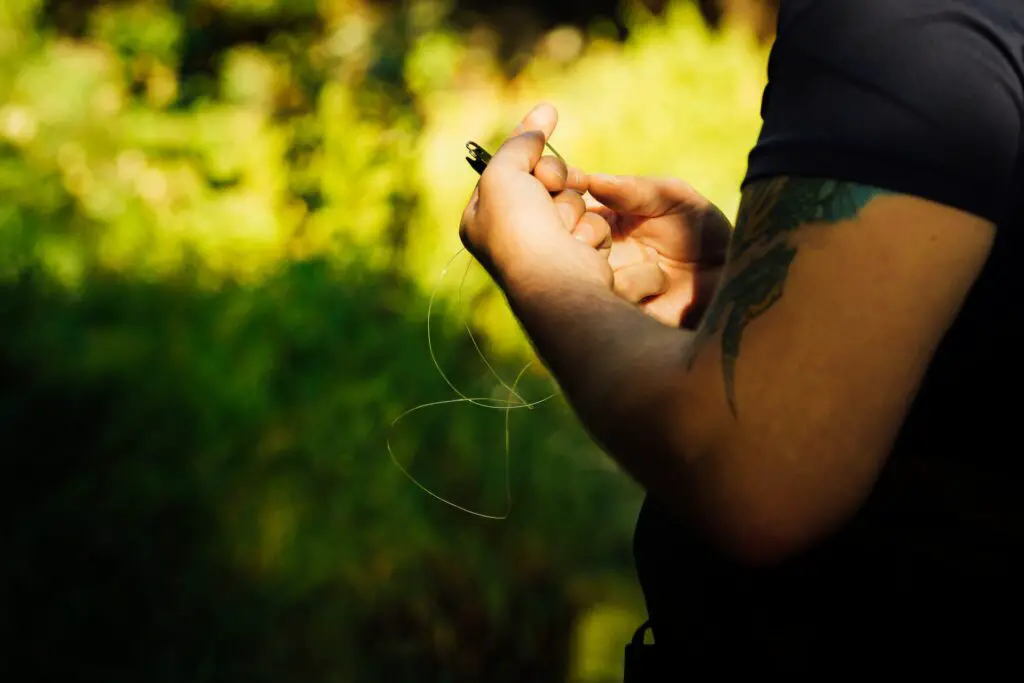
[634,1,1024,672]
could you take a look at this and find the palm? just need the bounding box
[585,180,730,328]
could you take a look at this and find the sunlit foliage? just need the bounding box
[0,1,767,680]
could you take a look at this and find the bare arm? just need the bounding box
[501,176,994,564]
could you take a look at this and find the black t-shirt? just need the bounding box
[634,0,1024,674]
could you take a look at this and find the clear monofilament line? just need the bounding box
[388,247,555,519]
[455,254,533,411]
[544,141,565,162]
[427,248,549,411]
[388,135,568,518]
[386,362,537,520]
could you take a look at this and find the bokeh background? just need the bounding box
[0,1,775,681]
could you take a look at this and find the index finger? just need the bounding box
[534,155,589,194]
[588,174,702,217]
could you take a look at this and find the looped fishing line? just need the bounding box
[387,137,567,519]
[387,248,556,520]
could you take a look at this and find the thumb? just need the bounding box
[485,102,559,178]
[588,174,699,218]
[486,130,547,178]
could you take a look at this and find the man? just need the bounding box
[461,0,1022,675]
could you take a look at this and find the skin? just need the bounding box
[475,114,732,330]
[461,103,995,565]
[587,173,731,329]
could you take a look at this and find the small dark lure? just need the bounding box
[465,142,492,175]
[465,140,565,176]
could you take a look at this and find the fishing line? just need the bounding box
[387,248,554,520]
[386,138,566,520]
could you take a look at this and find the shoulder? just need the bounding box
[751,0,1024,224]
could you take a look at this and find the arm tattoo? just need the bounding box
[689,177,892,417]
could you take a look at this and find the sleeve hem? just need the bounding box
[744,140,1009,225]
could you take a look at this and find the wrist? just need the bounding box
[494,239,612,301]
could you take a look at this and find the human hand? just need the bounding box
[459,104,613,291]
[584,174,732,328]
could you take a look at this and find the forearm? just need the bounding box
[500,263,717,507]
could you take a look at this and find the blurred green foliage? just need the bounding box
[0,1,766,681]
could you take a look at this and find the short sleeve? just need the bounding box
[745,0,1024,224]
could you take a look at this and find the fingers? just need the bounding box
[553,190,586,231]
[564,165,588,192]
[607,239,666,304]
[588,174,702,218]
[613,262,669,304]
[460,103,574,261]
[608,239,656,272]
[534,156,568,193]
[493,104,586,190]
[643,292,690,328]
[572,212,612,250]
[534,155,589,194]
[511,104,585,189]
